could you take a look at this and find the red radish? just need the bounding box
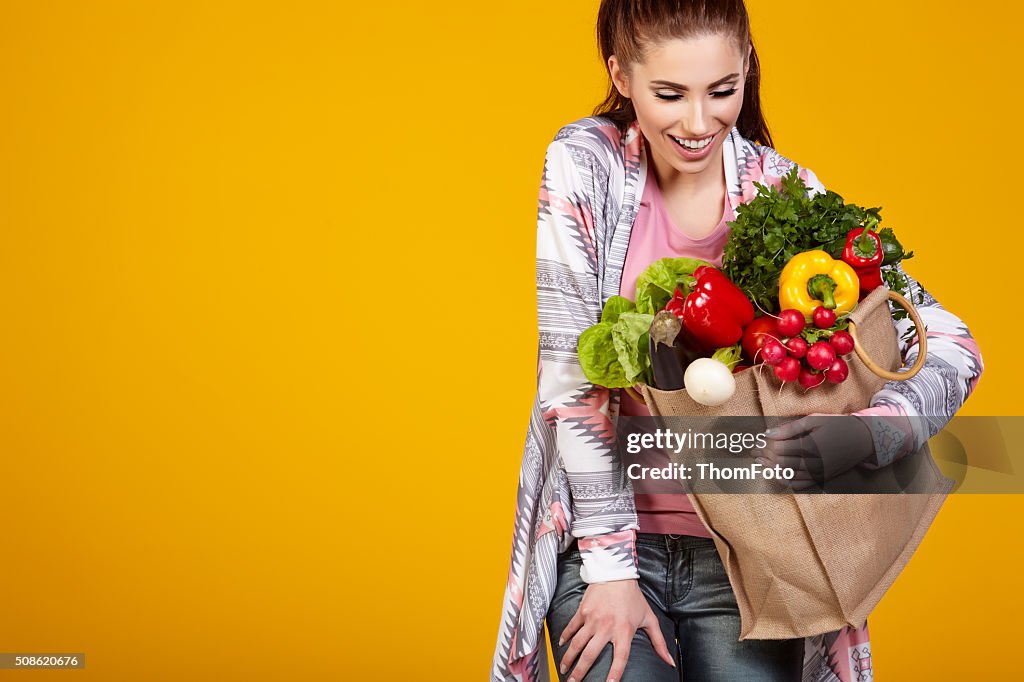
[785,336,808,359]
[812,306,837,329]
[799,367,826,389]
[773,356,801,383]
[825,357,849,384]
[806,341,837,371]
[741,316,781,362]
[761,339,787,366]
[777,309,805,337]
[733,364,751,374]
[830,330,855,356]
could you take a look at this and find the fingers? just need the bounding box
[766,414,831,441]
[605,635,631,682]
[787,476,817,491]
[765,416,814,440]
[559,608,583,647]
[756,449,821,490]
[569,633,610,682]
[759,416,840,490]
[560,611,675,681]
[757,436,816,469]
[642,613,676,668]
[760,452,814,470]
[559,622,590,675]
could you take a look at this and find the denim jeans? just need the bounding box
[546,533,804,681]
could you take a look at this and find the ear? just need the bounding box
[608,55,630,98]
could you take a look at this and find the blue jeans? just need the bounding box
[546,533,803,681]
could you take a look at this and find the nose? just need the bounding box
[683,99,709,137]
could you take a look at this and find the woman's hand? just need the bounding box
[756,414,875,490]
[557,579,675,682]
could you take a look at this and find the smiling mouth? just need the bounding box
[669,131,718,151]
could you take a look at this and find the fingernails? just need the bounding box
[569,678,576,682]
[560,664,567,674]
[558,637,564,647]
[670,659,677,668]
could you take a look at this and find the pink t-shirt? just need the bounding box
[620,163,732,538]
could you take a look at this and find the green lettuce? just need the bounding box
[611,311,655,385]
[600,295,635,324]
[577,304,656,388]
[578,322,629,388]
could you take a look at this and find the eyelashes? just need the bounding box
[655,88,738,101]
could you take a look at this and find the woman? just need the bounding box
[492,1,983,681]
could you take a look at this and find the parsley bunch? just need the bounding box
[722,167,884,313]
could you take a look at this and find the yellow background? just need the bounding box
[0,1,1019,680]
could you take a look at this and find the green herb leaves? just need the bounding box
[722,167,885,313]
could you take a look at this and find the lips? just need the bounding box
[668,131,717,160]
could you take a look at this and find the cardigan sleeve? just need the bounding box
[855,264,984,467]
[535,138,639,583]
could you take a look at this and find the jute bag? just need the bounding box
[634,286,953,640]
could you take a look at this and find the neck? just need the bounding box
[648,141,725,197]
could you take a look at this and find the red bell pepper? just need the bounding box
[665,265,754,349]
[841,219,884,296]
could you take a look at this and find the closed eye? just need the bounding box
[655,88,738,101]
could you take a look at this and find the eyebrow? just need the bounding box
[649,73,740,91]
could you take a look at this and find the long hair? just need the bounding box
[593,0,773,148]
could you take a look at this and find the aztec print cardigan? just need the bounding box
[491,116,984,682]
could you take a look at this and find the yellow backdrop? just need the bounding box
[0,1,1018,680]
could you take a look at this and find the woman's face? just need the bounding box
[610,34,750,184]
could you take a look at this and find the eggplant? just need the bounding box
[648,311,710,390]
[673,324,707,375]
[648,311,684,390]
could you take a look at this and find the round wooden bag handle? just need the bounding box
[848,289,927,381]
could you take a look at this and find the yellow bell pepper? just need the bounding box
[778,250,859,317]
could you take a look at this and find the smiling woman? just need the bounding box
[490,0,982,681]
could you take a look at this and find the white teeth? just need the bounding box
[672,134,713,150]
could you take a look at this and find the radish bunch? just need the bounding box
[754,306,856,389]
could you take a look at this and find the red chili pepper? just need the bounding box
[665,265,754,349]
[841,220,884,297]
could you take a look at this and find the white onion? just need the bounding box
[683,358,737,407]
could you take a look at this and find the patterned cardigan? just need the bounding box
[491,116,984,682]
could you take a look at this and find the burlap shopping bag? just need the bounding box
[635,286,953,640]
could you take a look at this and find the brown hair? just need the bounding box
[593,0,773,148]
